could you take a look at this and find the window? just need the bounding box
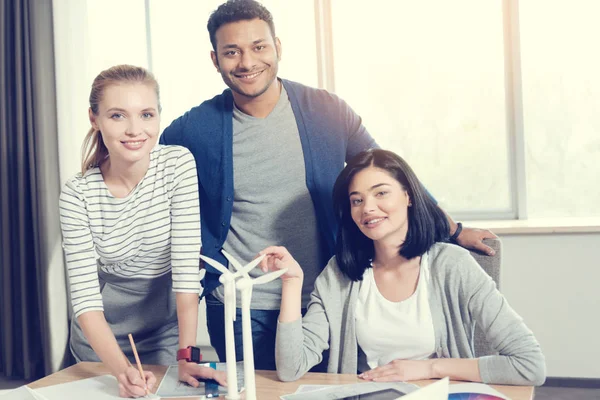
[56,0,600,220]
[331,0,510,218]
[520,1,600,218]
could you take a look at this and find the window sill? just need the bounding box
[463,217,600,235]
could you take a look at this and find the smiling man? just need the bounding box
[159,0,496,371]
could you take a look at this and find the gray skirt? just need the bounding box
[70,269,179,366]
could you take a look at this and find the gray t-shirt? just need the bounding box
[213,85,322,310]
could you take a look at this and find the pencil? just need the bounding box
[128,333,150,395]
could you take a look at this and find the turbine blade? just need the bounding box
[222,250,243,272]
[233,254,266,278]
[200,255,229,275]
[251,268,288,286]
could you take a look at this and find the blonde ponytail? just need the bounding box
[80,127,109,175]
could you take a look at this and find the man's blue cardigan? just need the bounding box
[160,79,378,296]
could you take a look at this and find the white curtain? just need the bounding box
[48,0,94,373]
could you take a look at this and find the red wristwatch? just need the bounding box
[177,346,202,363]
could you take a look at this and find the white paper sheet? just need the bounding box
[280,381,419,399]
[294,384,342,393]
[0,386,47,400]
[34,375,158,400]
[449,382,509,399]
[401,378,449,400]
[26,387,50,400]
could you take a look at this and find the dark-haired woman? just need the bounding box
[259,149,545,386]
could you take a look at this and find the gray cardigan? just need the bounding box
[275,243,546,386]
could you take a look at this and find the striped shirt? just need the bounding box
[59,145,201,318]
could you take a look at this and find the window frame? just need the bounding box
[141,0,591,223]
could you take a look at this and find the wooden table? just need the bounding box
[29,362,534,399]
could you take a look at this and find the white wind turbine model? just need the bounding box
[199,253,264,399]
[200,251,286,400]
[222,251,288,400]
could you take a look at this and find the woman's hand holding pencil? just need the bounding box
[113,333,157,398]
[116,366,156,398]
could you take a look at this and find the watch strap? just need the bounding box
[450,222,463,243]
[177,346,202,363]
[177,347,192,361]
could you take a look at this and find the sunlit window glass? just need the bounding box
[520,0,600,218]
[331,0,510,216]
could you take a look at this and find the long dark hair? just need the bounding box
[333,149,450,281]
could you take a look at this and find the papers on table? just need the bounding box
[448,382,510,400]
[281,378,453,400]
[403,378,449,399]
[10,372,509,400]
[280,381,420,399]
[293,384,343,394]
[34,375,120,399]
[0,386,46,400]
[156,361,244,399]
[281,378,514,400]
[29,375,158,400]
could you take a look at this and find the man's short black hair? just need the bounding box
[332,149,450,281]
[207,0,276,51]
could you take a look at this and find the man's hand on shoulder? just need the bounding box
[455,226,498,256]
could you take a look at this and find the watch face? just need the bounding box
[191,347,202,362]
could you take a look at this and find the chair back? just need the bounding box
[468,238,502,357]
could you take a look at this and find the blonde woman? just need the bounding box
[59,65,225,397]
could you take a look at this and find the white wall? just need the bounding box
[499,233,600,378]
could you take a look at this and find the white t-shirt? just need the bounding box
[355,253,436,372]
